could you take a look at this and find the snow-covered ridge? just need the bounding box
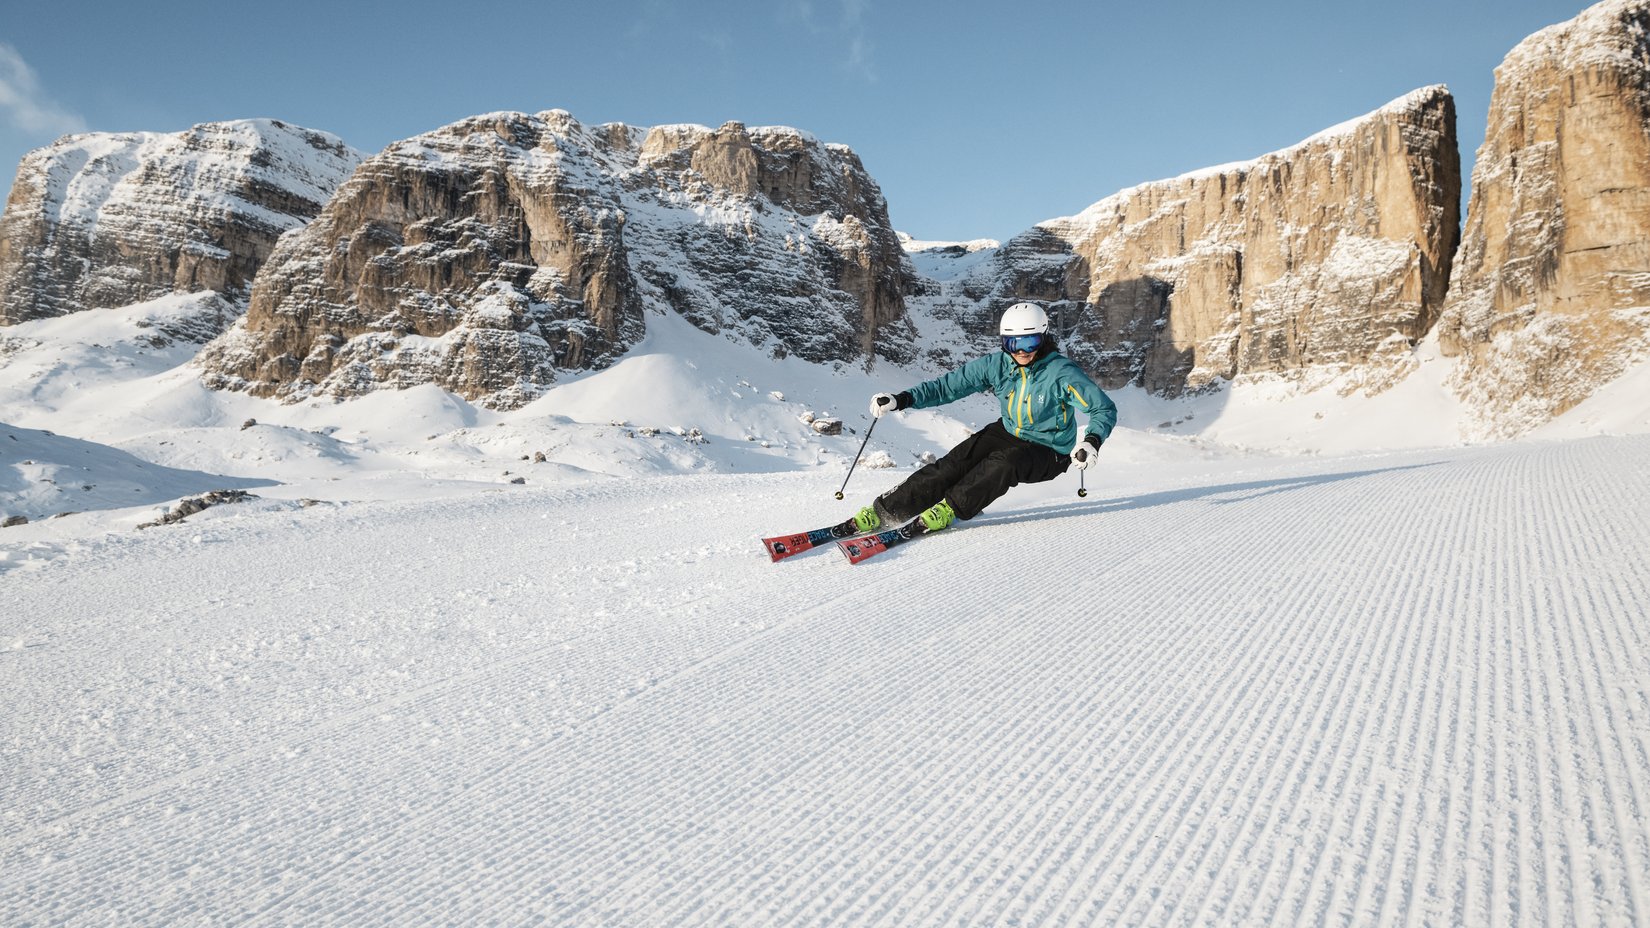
[18,119,359,235]
[917,83,1460,405]
[897,232,1000,254]
[1052,85,1451,228]
[387,111,841,184]
[1499,0,1650,74]
[0,119,363,325]
[896,232,1004,291]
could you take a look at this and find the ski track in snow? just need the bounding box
[2,437,1648,926]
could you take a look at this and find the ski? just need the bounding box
[761,516,872,562]
[837,519,933,565]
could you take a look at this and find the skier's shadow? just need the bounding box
[983,462,1442,526]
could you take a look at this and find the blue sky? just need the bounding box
[0,0,1597,243]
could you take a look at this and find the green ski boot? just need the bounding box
[919,500,956,533]
[852,505,881,534]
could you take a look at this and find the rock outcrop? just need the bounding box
[1437,0,1650,436]
[0,120,360,327]
[932,87,1460,396]
[196,111,911,408]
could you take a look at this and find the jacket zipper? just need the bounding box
[1009,364,1023,432]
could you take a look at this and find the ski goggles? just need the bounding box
[1001,333,1044,354]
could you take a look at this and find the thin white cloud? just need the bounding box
[775,0,871,81]
[785,0,876,82]
[0,42,88,137]
[844,35,874,82]
[785,0,819,25]
[837,0,875,81]
[625,0,672,41]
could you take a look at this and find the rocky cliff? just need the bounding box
[1437,0,1650,437]
[0,120,360,328]
[195,111,912,407]
[932,86,1461,396]
[9,5,1649,440]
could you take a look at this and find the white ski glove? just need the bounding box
[869,392,900,419]
[1070,433,1102,470]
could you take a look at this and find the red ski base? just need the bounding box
[761,532,816,562]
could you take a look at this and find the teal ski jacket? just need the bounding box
[903,350,1117,454]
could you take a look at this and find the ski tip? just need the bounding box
[762,533,810,562]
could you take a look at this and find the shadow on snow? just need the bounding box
[979,462,1443,529]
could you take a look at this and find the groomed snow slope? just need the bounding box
[3,435,1647,925]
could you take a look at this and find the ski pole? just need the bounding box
[834,415,879,500]
[1078,465,1087,498]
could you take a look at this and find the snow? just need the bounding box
[899,232,1004,283]
[1293,85,1449,148]
[24,119,360,235]
[4,434,1649,924]
[1123,333,1474,456]
[0,423,273,521]
[1499,0,1650,75]
[1529,348,1650,439]
[2,289,1649,924]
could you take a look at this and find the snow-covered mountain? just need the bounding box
[0,120,361,327]
[193,113,912,409]
[896,2,1650,437]
[3,4,1646,440]
[905,87,1461,400]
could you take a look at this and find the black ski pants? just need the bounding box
[881,420,1070,522]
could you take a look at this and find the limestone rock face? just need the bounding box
[197,112,911,408]
[1437,0,1650,436]
[0,120,361,327]
[631,121,912,365]
[938,87,1460,396]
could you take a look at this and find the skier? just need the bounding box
[853,301,1117,535]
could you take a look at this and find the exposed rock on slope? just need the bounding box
[0,120,361,327]
[1437,0,1650,437]
[937,87,1460,396]
[196,112,911,408]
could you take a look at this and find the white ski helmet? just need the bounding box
[999,301,1049,336]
